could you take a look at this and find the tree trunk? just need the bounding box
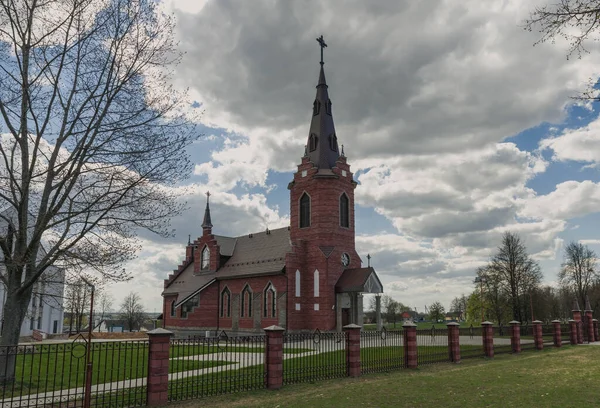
[0,286,32,382]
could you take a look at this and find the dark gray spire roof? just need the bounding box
[202,192,212,229]
[306,61,339,169]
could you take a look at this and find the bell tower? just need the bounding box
[287,36,360,331]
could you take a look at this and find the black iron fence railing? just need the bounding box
[541,323,554,346]
[520,324,536,351]
[282,330,346,385]
[360,328,404,374]
[0,337,148,408]
[493,325,513,355]
[458,325,485,359]
[560,324,571,345]
[415,326,449,365]
[168,333,266,402]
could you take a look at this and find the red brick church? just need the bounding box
[162,38,383,333]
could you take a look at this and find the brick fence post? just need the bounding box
[585,310,594,343]
[446,322,460,363]
[532,320,543,350]
[481,321,494,358]
[593,319,599,342]
[264,325,285,390]
[344,324,361,377]
[572,308,583,344]
[568,320,578,345]
[551,320,561,348]
[509,321,520,353]
[403,321,417,369]
[147,328,173,406]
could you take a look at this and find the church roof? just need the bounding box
[163,227,291,304]
[336,267,383,294]
[216,227,290,279]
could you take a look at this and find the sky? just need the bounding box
[108,0,600,314]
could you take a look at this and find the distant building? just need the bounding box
[0,248,65,337]
[162,44,383,333]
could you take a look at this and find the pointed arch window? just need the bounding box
[170,301,176,317]
[309,133,318,152]
[340,193,349,228]
[240,285,252,318]
[220,287,231,318]
[300,193,310,228]
[326,98,332,115]
[263,283,276,318]
[201,246,210,270]
[314,269,320,297]
[329,133,338,152]
[313,100,321,116]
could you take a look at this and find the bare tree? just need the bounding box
[525,0,600,99]
[0,0,197,378]
[97,290,113,325]
[559,241,598,311]
[450,294,468,318]
[119,292,144,332]
[64,278,91,333]
[486,232,543,322]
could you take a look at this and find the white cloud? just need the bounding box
[519,180,600,221]
[540,117,600,166]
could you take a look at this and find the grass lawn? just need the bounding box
[167,345,599,408]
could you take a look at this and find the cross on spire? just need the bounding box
[367,254,371,267]
[206,191,211,202]
[316,35,327,65]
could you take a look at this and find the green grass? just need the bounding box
[0,343,231,398]
[168,345,599,408]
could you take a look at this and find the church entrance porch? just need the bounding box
[334,267,383,331]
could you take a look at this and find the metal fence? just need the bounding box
[541,323,554,347]
[520,324,536,351]
[0,337,148,408]
[458,325,485,359]
[415,326,449,365]
[282,330,346,385]
[560,323,570,345]
[168,333,266,402]
[360,328,404,374]
[493,325,513,355]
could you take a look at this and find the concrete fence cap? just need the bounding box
[263,325,285,332]
[481,321,493,325]
[402,321,417,327]
[568,319,576,322]
[551,320,561,323]
[593,319,598,322]
[532,320,542,324]
[343,324,361,329]
[445,322,459,326]
[509,320,520,325]
[147,328,174,336]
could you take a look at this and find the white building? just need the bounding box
[0,254,65,337]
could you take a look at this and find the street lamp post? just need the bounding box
[474,276,486,322]
[80,277,95,408]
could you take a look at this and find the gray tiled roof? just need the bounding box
[217,227,290,279]
[163,227,291,302]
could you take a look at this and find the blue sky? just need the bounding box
[110,0,600,312]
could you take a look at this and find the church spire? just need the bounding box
[306,35,339,170]
[202,191,213,231]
